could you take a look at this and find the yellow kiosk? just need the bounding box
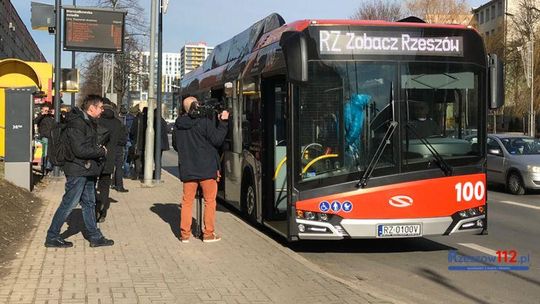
[0,58,53,157]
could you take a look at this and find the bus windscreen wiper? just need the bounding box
[406,123,453,176]
[357,121,398,188]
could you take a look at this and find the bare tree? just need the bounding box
[405,0,470,24]
[503,0,540,120]
[350,0,404,21]
[79,0,148,105]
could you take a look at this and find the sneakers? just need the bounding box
[116,187,129,193]
[44,237,73,248]
[89,237,114,247]
[180,237,190,243]
[203,233,221,243]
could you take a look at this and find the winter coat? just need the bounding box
[129,113,145,154]
[174,114,228,181]
[125,113,136,145]
[97,108,123,174]
[34,114,55,139]
[129,111,170,154]
[63,107,107,177]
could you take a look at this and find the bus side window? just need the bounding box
[242,95,261,149]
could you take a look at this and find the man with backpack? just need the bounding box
[44,95,114,248]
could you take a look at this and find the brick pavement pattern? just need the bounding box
[0,171,395,304]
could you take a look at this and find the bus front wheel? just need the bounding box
[241,175,257,224]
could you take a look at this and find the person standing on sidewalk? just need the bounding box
[111,105,129,192]
[95,99,124,222]
[44,95,114,248]
[175,96,228,243]
[34,103,55,172]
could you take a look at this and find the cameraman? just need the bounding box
[174,96,228,243]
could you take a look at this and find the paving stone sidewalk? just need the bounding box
[0,171,395,304]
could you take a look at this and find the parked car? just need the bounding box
[485,134,540,195]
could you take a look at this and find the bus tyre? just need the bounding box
[242,177,257,224]
[507,172,525,195]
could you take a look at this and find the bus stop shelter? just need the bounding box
[0,58,52,190]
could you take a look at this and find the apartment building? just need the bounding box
[0,0,45,61]
[472,0,520,39]
[180,42,213,79]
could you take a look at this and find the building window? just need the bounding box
[486,7,490,21]
[480,11,484,24]
[498,1,503,17]
[491,5,496,19]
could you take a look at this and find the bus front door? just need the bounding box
[262,77,288,234]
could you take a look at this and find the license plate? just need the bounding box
[377,224,422,237]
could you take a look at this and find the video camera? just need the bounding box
[189,98,227,119]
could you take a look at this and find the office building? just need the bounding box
[127,52,182,119]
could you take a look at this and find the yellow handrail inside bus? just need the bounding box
[273,156,287,181]
[302,154,338,174]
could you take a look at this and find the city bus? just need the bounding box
[180,13,504,241]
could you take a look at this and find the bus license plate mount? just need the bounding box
[377,224,422,238]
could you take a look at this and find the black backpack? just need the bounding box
[48,122,74,166]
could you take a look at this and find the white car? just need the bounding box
[486,134,540,195]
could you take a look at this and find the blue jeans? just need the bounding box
[123,142,131,176]
[46,176,104,242]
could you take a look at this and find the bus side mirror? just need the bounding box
[280,31,308,84]
[488,54,504,109]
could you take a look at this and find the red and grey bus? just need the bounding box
[180,14,504,241]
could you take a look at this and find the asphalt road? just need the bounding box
[162,145,539,304]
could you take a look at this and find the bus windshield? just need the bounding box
[296,60,483,184]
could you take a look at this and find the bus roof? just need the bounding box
[285,19,471,32]
[181,14,478,94]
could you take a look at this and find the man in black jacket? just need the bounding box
[95,101,124,222]
[44,95,114,248]
[129,109,146,180]
[34,103,55,139]
[129,107,170,180]
[175,97,228,243]
[34,103,55,171]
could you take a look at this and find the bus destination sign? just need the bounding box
[64,7,126,53]
[319,30,463,57]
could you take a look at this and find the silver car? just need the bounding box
[486,134,540,195]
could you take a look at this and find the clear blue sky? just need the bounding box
[12,0,488,65]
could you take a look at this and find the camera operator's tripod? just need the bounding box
[192,186,204,239]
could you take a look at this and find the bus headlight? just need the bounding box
[319,213,329,221]
[457,207,484,218]
[304,211,316,220]
[296,210,331,222]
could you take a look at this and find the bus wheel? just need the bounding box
[507,172,525,195]
[242,177,257,224]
